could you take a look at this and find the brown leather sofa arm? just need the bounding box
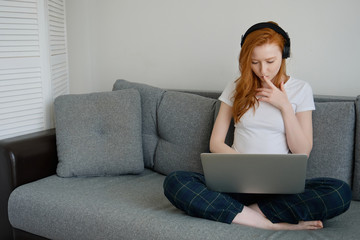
[0,129,58,240]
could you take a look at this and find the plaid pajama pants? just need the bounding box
[163,171,351,224]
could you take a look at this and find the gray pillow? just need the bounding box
[54,89,144,177]
[307,102,355,186]
[154,91,217,175]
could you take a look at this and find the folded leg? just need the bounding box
[163,171,244,223]
[258,178,352,223]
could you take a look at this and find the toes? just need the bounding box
[316,220,323,228]
[309,220,323,229]
[298,220,323,230]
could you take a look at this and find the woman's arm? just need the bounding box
[210,102,238,154]
[281,107,313,156]
[256,78,313,156]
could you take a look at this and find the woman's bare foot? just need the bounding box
[271,220,323,230]
[232,205,323,230]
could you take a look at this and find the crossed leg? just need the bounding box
[164,171,350,231]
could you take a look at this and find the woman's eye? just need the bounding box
[267,61,274,64]
[252,62,258,64]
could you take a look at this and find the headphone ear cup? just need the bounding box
[283,45,290,59]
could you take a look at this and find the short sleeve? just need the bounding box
[296,82,315,113]
[218,80,236,107]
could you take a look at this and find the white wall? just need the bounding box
[66,0,360,96]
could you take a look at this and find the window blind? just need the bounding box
[0,0,69,140]
[48,0,68,100]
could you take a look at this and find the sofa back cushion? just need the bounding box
[352,96,360,200]
[113,80,217,174]
[154,91,217,175]
[113,80,165,169]
[307,101,355,187]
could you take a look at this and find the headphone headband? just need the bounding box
[240,22,291,59]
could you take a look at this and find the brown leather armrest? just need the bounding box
[0,128,58,188]
[0,129,58,240]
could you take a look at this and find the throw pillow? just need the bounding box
[54,89,144,177]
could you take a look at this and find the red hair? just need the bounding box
[232,22,288,123]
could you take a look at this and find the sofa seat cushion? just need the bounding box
[54,89,144,177]
[8,169,360,240]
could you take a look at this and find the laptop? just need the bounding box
[200,153,308,194]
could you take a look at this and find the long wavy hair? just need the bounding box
[232,22,288,123]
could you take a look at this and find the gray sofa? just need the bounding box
[1,79,359,240]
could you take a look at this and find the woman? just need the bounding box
[163,21,351,230]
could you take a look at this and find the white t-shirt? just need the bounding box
[219,77,315,154]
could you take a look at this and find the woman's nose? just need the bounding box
[260,63,266,75]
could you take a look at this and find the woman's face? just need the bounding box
[251,43,283,85]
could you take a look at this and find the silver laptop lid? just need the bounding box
[200,153,308,194]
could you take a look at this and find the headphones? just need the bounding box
[240,22,291,59]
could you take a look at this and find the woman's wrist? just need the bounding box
[280,102,294,115]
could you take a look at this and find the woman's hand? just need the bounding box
[255,78,291,112]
